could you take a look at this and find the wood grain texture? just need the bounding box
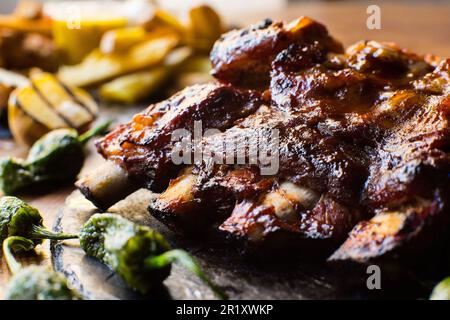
[0,1,449,298]
[52,190,427,300]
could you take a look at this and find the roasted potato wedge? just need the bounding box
[186,5,223,53]
[143,6,222,53]
[58,35,179,87]
[178,56,212,74]
[51,18,128,65]
[0,68,29,115]
[100,47,192,103]
[100,27,147,54]
[143,9,186,34]
[45,0,128,64]
[100,68,168,104]
[8,71,98,146]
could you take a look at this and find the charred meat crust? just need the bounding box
[96,83,264,191]
[210,17,344,89]
[84,16,450,264]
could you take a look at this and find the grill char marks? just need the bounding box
[88,17,450,263]
[330,60,450,263]
[97,83,263,191]
[210,17,344,90]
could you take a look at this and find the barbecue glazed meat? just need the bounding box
[96,83,262,192]
[210,17,344,89]
[78,16,450,263]
[329,59,450,262]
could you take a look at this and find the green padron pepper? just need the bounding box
[3,236,81,300]
[79,213,227,299]
[0,120,111,195]
[0,196,78,242]
[430,277,450,300]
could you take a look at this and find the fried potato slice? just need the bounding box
[100,47,192,103]
[100,68,168,104]
[58,34,179,87]
[30,71,95,128]
[143,9,186,34]
[8,71,98,145]
[186,5,223,53]
[100,27,147,54]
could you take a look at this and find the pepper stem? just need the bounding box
[144,249,228,300]
[30,225,79,240]
[78,120,112,145]
[2,236,35,274]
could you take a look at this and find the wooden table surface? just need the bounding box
[0,0,449,298]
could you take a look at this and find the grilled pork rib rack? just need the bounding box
[76,17,450,264]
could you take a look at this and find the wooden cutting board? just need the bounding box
[1,1,450,298]
[51,188,429,300]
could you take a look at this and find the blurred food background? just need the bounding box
[1,0,286,16]
[0,0,231,147]
[0,0,449,147]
